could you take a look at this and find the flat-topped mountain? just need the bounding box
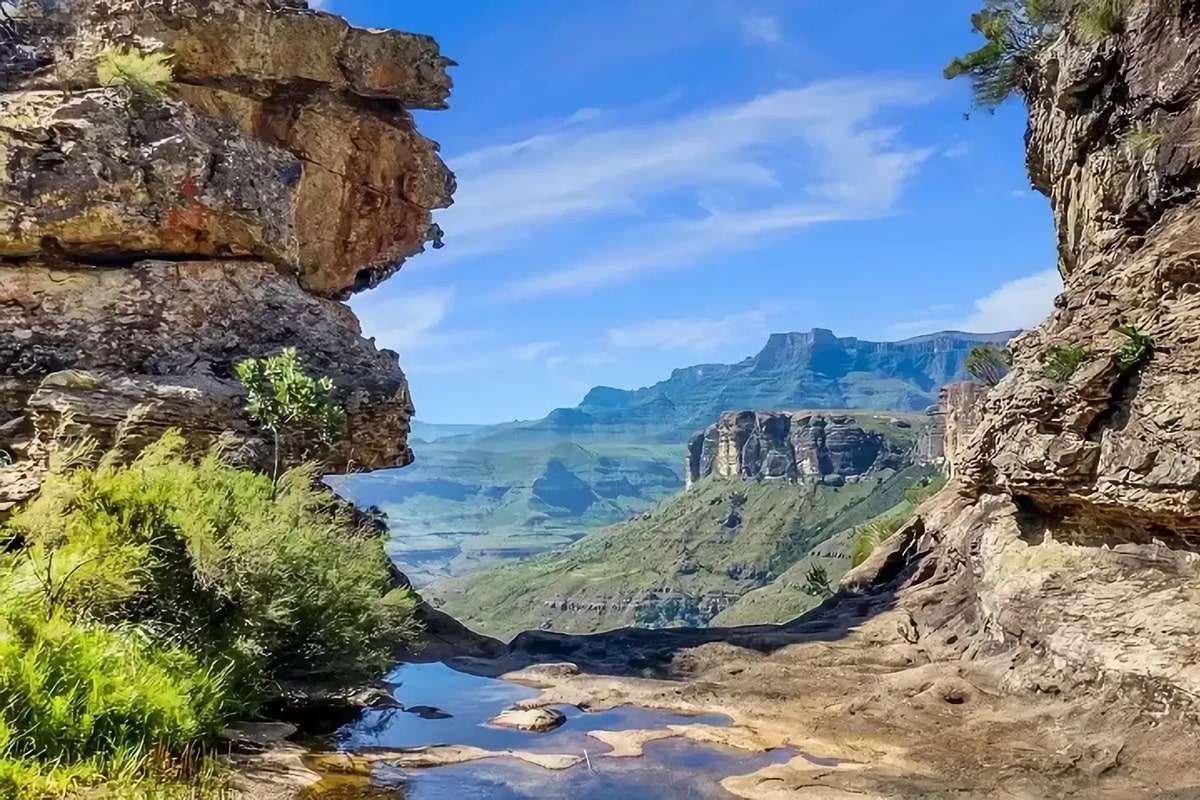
[337,329,1009,582]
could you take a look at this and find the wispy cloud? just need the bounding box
[606,307,771,351]
[449,79,934,300]
[739,14,783,44]
[351,288,455,355]
[512,341,557,362]
[959,269,1062,332]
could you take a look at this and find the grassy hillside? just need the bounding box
[336,329,1005,584]
[428,463,938,641]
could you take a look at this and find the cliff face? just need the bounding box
[854,0,1200,711]
[0,0,453,507]
[685,410,905,488]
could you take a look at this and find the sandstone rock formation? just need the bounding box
[853,0,1200,719]
[685,411,903,488]
[449,3,1200,796]
[0,0,454,508]
[916,381,990,476]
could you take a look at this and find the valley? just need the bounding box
[335,328,1012,585]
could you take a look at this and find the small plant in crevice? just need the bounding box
[1044,344,1091,381]
[966,342,1012,386]
[1114,325,1153,373]
[801,563,835,599]
[850,515,907,569]
[96,44,174,109]
[1121,123,1164,161]
[235,348,346,484]
[1074,0,1129,43]
[945,0,1130,112]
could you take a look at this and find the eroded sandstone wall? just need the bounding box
[851,0,1200,714]
[685,410,904,487]
[0,0,454,509]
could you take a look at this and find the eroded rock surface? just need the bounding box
[449,2,1200,797]
[0,0,455,503]
[686,411,902,487]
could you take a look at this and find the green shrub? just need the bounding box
[0,430,421,794]
[1075,0,1128,42]
[946,1,1129,110]
[236,348,347,481]
[1044,344,1090,381]
[966,343,1011,386]
[96,45,174,101]
[850,515,907,568]
[8,432,419,689]
[801,563,834,599]
[1114,325,1153,373]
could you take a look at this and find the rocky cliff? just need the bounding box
[685,410,907,488]
[851,0,1200,712]
[446,6,1200,797]
[0,0,453,509]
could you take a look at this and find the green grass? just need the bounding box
[1121,124,1164,160]
[0,431,420,795]
[430,457,940,640]
[1045,345,1091,381]
[1075,0,1128,43]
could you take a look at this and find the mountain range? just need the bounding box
[334,327,1016,584]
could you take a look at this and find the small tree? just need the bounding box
[966,343,1011,386]
[802,563,834,599]
[235,349,346,482]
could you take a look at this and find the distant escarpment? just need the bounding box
[685,410,907,488]
[845,0,1200,718]
[0,0,455,509]
[429,410,934,640]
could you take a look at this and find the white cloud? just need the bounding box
[436,78,934,294]
[512,341,557,362]
[350,288,455,355]
[959,269,1062,332]
[739,14,783,44]
[606,308,771,351]
[565,108,602,125]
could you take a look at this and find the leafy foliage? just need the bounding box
[634,595,711,629]
[801,563,834,599]
[96,45,174,100]
[1114,325,1153,373]
[966,343,1012,386]
[236,349,346,479]
[945,0,1129,110]
[944,0,1065,109]
[0,431,421,794]
[1044,344,1090,381]
[1075,0,1128,42]
[1120,123,1164,161]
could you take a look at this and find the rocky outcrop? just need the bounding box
[685,411,902,488]
[0,0,455,506]
[849,0,1200,714]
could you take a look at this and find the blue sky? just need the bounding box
[322,0,1061,424]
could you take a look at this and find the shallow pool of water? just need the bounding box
[320,662,794,799]
[335,662,731,754]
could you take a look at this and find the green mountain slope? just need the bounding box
[335,328,1011,583]
[428,457,939,642]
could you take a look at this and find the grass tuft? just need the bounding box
[1044,344,1090,381]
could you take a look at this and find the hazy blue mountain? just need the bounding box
[334,328,1014,583]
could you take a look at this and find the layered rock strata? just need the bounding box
[852,0,1200,709]
[685,411,903,488]
[0,0,455,507]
